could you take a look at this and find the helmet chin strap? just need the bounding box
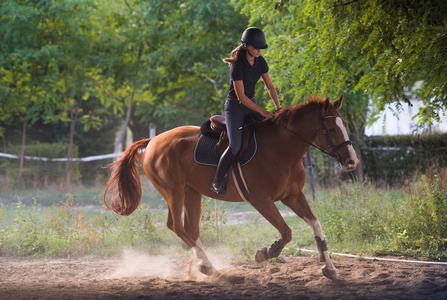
[243,43,255,57]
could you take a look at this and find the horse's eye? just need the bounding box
[329,128,336,133]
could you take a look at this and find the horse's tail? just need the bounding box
[104,138,152,216]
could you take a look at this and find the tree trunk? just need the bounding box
[114,87,135,153]
[305,150,317,201]
[65,91,81,193]
[115,47,142,152]
[353,128,365,183]
[128,119,150,142]
[354,148,365,183]
[66,109,77,193]
[19,82,34,188]
[19,118,29,188]
[122,125,127,152]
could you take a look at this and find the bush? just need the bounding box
[306,133,447,188]
[0,195,173,258]
[398,166,447,260]
[311,181,405,255]
[1,178,446,261]
[0,196,108,257]
[361,133,447,186]
[307,165,447,260]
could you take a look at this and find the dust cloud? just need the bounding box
[105,249,179,279]
[104,248,231,281]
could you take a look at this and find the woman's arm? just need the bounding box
[261,72,281,110]
[233,80,273,119]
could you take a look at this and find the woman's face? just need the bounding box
[246,45,262,57]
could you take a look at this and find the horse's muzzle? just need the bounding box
[341,153,359,172]
[344,159,357,171]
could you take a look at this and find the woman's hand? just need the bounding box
[274,106,283,114]
[261,110,274,120]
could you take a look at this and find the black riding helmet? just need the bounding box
[241,27,268,49]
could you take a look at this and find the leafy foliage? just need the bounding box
[0,195,170,257]
[361,133,447,186]
[1,0,446,189]
[400,167,447,260]
[233,0,447,128]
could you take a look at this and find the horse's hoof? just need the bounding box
[255,247,268,263]
[322,265,337,279]
[198,261,214,276]
[210,270,223,280]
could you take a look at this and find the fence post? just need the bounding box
[306,150,317,201]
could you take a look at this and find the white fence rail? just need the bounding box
[0,152,123,162]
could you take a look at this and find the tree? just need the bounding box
[0,0,64,184]
[1,0,114,191]
[35,0,107,191]
[234,0,446,125]
[331,0,447,126]
[101,0,249,145]
[233,0,370,182]
[233,0,447,182]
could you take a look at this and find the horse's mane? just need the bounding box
[262,95,328,128]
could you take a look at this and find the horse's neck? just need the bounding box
[258,109,318,166]
[289,111,318,154]
[280,108,319,155]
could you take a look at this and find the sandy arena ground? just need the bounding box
[1,250,447,299]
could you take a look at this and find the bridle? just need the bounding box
[281,113,352,161]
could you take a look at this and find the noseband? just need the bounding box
[282,113,352,161]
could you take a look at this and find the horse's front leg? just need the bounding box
[304,217,337,279]
[281,193,337,279]
[249,199,292,262]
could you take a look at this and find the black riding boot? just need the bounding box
[211,148,236,195]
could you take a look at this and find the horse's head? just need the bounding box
[314,94,359,172]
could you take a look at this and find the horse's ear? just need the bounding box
[334,94,344,110]
[323,97,331,112]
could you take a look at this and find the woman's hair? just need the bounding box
[222,44,245,65]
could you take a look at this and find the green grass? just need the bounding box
[1,171,446,261]
[309,172,447,260]
[0,184,167,208]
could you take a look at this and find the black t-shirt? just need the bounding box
[228,53,269,99]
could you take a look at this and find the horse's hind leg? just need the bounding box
[163,187,217,276]
[183,186,219,276]
[281,192,337,279]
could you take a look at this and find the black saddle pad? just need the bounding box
[194,133,257,167]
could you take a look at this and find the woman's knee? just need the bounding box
[229,144,241,156]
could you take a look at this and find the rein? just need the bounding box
[281,113,352,160]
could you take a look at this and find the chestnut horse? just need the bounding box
[104,94,359,279]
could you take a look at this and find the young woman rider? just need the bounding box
[211,27,282,195]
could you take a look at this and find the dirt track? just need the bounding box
[1,251,447,300]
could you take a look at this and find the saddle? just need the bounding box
[200,115,253,159]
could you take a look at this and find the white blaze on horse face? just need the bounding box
[335,117,358,160]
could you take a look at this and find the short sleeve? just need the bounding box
[230,61,244,81]
[260,56,269,74]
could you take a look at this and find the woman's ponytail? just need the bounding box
[223,44,245,65]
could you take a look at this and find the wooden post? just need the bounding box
[306,150,316,201]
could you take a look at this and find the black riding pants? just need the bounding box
[224,98,264,156]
